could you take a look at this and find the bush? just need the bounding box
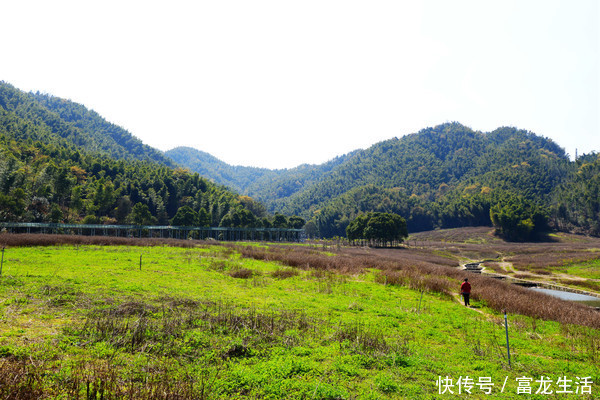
[229,268,255,279]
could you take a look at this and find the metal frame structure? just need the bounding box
[0,222,304,242]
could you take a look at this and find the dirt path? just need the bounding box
[451,292,486,315]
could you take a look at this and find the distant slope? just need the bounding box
[280,123,569,215]
[0,82,271,228]
[166,146,358,203]
[303,123,572,236]
[165,146,279,193]
[0,81,174,165]
[170,122,581,237]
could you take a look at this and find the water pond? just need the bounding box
[530,287,600,308]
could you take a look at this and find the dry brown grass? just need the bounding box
[408,226,500,244]
[233,244,600,329]
[229,268,255,279]
[509,250,600,269]
[530,268,552,276]
[410,228,600,270]
[556,279,600,292]
[0,233,204,248]
[481,262,505,273]
[0,357,205,400]
[270,268,300,279]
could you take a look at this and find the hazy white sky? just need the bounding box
[2,0,598,168]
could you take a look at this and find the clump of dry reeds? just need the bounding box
[0,359,44,400]
[76,298,320,355]
[374,269,453,296]
[333,321,391,354]
[229,268,255,279]
[0,233,204,248]
[0,356,207,400]
[270,268,300,279]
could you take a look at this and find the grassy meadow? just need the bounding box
[0,233,599,399]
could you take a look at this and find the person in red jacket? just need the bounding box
[460,278,471,306]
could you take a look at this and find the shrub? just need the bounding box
[271,268,299,279]
[229,268,255,279]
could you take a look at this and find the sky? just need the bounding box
[2,0,598,169]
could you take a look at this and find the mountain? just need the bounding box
[0,81,288,229]
[166,146,358,204]
[0,82,174,166]
[169,122,594,237]
[278,124,568,214]
[3,80,596,238]
[165,147,279,194]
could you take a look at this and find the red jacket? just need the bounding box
[461,281,471,294]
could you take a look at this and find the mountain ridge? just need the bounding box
[168,122,593,237]
[168,122,569,210]
[0,81,290,230]
[2,80,598,238]
[0,81,174,166]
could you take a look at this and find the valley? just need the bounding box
[0,229,598,399]
[1,80,599,399]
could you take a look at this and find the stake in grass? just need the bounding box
[504,309,511,368]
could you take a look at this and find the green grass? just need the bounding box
[0,243,599,399]
[559,259,600,280]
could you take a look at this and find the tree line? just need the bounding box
[0,82,304,230]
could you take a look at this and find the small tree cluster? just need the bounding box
[346,212,408,247]
[490,195,549,241]
[169,208,305,230]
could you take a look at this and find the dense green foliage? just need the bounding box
[552,153,600,236]
[0,82,305,229]
[346,212,408,246]
[173,122,596,240]
[489,195,549,241]
[0,131,243,226]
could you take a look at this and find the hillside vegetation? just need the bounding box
[170,123,599,239]
[2,80,599,240]
[0,82,296,229]
[166,146,356,205]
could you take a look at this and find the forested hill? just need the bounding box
[165,147,280,194]
[3,79,596,238]
[166,146,357,204]
[0,81,173,165]
[170,123,598,238]
[0,82,284,229]
[278,123,569,215]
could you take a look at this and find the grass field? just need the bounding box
[0,233,599,399]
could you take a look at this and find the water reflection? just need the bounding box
[530,287,600,308]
